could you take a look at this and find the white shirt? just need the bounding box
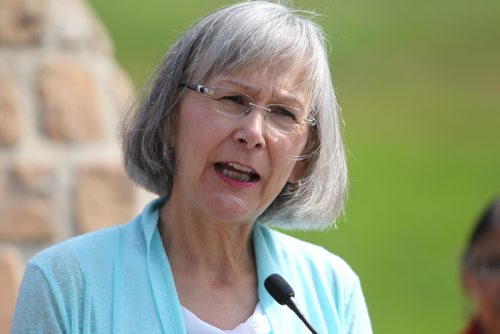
[182,303,271,334]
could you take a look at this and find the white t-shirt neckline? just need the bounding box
[181,302,271,334]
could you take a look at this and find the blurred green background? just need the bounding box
[88,0,500,332]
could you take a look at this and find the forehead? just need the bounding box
[471,224,500,255]
[209,64,312,106]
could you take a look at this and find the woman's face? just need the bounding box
[463,224,500,333]
[169,67,311,224]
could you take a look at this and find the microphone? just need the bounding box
[264,273,318,334]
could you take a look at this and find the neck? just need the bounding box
[159,198,256,278]
[158,187,261,328]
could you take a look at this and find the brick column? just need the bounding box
[0,0,153,331]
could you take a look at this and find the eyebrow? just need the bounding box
[215,78,306,109]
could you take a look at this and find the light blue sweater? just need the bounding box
[12,198,372,333]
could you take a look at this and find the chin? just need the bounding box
[210,208,255,224]
[205,194,257,223]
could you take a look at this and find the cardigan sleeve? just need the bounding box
[343,276,372,334]
[11,246,90,334]
[11,262,66,334]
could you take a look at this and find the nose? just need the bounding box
[234,106,267,149]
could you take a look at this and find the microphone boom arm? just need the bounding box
[286,297,318,334]
[264,274,319,334]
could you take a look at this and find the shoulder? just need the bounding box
[26,197,163,282]
[28,215,142,280]
[255,224,361,305]
[255,224,372,331]
[257,224,356,277]
[32,226,116,265]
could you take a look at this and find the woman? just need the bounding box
[13,1,372,333]
[461,198,500,334]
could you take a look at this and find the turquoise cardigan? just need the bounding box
[12,198,372,333]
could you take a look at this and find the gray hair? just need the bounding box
[120,1,348,230]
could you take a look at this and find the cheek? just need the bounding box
[277,128,309,154]
[472,282,500,312]
[173,115,209,177]
[282,134,309,164]
[175,101,219,149]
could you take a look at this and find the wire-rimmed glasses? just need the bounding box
[464,255,500,281]
[182,83,316,135]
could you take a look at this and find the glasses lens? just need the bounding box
[203,85,308,134]
[468,256,500,280]
[478,260,500,280]
[210,86,251,118]
[267,105,304,133]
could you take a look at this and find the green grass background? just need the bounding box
[88,0,500,332]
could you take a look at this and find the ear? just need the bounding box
[461,266,476,297]
[288,159,309,182]
[159,111,179,148]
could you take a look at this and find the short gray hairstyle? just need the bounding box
[121,1,347,230]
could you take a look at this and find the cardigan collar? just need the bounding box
[463,319,482,334]
[139,197,293,333]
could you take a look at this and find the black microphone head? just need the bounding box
[264,273,295,305]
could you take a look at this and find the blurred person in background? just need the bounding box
[12,1,372,333]
[461,197,500,334]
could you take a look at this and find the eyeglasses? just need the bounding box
[181,83,316,134]
[464,256,500,281]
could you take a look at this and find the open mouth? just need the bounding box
[214,162,260,183]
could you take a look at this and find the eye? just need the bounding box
[483,259,500,270]
[270,105,298,121]
[222,94,246,106]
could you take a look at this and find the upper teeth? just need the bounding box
[221,169,251,182]
[228,162,254,173]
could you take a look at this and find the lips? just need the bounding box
[214,162,260,183]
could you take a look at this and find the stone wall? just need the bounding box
[0,0,151,332]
